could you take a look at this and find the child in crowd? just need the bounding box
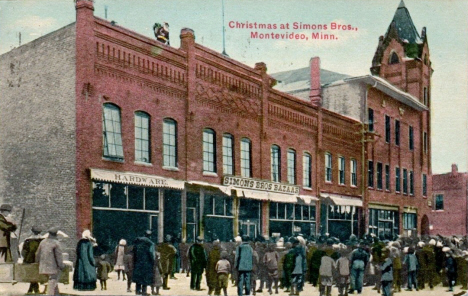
[336,246,350,296]
[97,254,112,290]
[215,251,231,296]
[263,243,279,295]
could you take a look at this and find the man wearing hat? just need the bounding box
[188,236,207,291]
[133,230,155,295]
[22,226,43,294]
[0,204,17,263]
[157,234,176,290]
[35,226,65,296]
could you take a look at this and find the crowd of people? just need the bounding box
[0,197,467,296]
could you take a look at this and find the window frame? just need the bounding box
[134,111,151,163]
[385,115,391,143]
[376,162,383,190]
[368,108,374,132]
[202,128,217,173]
[395,119,400,146]
[422,174,427,196]
[350,159,357,187]
[303,153,312,188]
[403,168,408,195]
[435,194,444,211]
[222,134,234,175]
[163,118,178,168]
[240,138,252,178]
[287,149,296,185]
[395,167,401,193]
[368,160,374,188]
[385,164,390,191]
[338,156,345,185]
[103,103,124,161]
[271,145,281,182]
[325,152,332,182]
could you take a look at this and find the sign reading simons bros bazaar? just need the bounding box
[223,176,300,195]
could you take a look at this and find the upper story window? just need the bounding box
[325,152,332,182]
[240,138,252,178]
[389,52,399,64]
[385,164,390,191]
[409,126,414,150]
[435,194,444,210]
[385,115,391,143]
[203,129,216,173]
[303,153,312,188]
[222,134,234,175]
[403,169,408,195]
[423,132,428,154]
[163,118,178,168]
[103,103,124,160]
[350,159,357,187]
[395,120,400,146]
[423,87,428,105]
[271,145,281,182]
[409,171,414,195]
[134,111,150,163]
[422,174,427,196]
[368,108,374,132]
[287,149,296,185]
[338,156,345,185]
[368,160,374,188]
[395,167,401,193]
[376,162,383,190]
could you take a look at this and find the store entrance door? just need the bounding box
[239,220,257,238]
[149,214,158,242]
[186,207,197,242]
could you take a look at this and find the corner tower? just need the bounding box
[371,0,432,105]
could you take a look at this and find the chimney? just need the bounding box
[180,28,195,51]
[452,163,458,175]
[309,56,321,106]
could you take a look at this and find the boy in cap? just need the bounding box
[215,251,231,296]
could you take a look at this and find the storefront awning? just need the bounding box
[90,168,185,190]
[297,195,319,205]
[187,181,233,196]
[235,189,297,203]
[320,192,363,207]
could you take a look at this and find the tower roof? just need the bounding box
[386,0,421,44]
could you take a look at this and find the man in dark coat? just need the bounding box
[35,226,65,296]
[206,240,221,295]
[22,226,43,294]
[0,204,17,263]
[133,230,155,295]
[349,241,369,294]
[189,236,207,291]
[235,235,254,296]
[157,234,176,290]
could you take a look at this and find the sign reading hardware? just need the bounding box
[223,176,300,195]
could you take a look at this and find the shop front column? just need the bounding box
[199,188,205,239]
[158,189,164,243]
[262,201,269,238]
[181,188,187,242]
[233,196,239,237]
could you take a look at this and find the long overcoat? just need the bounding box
[189,243,207,274]
[206,245,221,288]
[157,242,176,274]
[35,237,64,275]
[133,236,155,286]
[73,239,97,290]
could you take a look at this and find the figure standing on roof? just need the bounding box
[153,22,170,46]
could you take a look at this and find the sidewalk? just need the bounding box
[1,271,466,296]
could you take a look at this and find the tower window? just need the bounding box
[389,52,399,64]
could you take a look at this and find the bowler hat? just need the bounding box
[48,226,60,234]
[0,204,12,212]
[31,226,42,234]
[196,236,204,242]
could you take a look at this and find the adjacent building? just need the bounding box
[430,164,468,236]
[0,0,433,257]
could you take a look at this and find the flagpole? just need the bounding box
[222,0,228,56]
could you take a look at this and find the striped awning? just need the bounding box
[90,168,185,189]
[320,192,363,207]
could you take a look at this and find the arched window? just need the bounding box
[163,118,177,167]
[303,153,312,188]
[271,145,281,182]
[240,138,252,178]
[222,134,234,175]
[203,128,216,173]
[103,103,124,160]
[134,111,150,163]
[389,52,399,64]
[287,149,297,185]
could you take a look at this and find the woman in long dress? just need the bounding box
[73,230,97,291]
[114,239,127,280]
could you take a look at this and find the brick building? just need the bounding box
[273,0,432,238]
[0,0,432,257]
[430,164,468,236]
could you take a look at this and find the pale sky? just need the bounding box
[0,0,467,174]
